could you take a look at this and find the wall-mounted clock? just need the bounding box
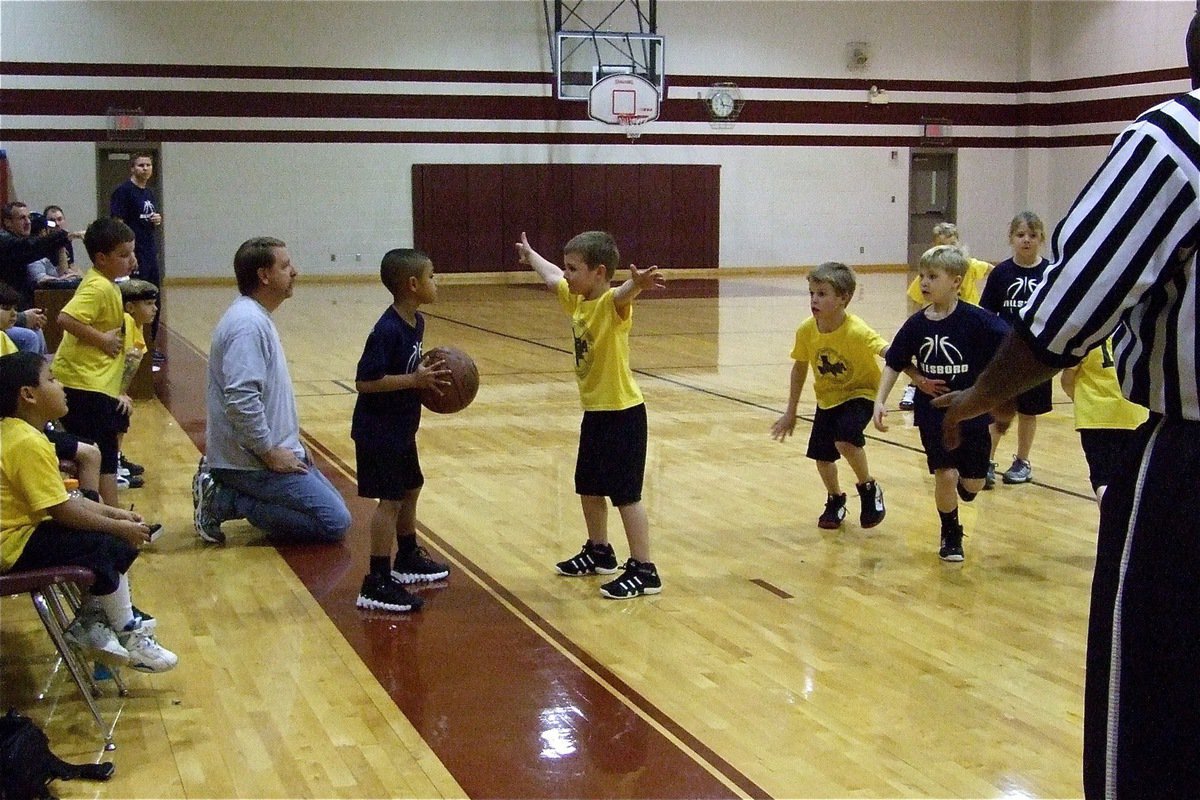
[704,82,744,124]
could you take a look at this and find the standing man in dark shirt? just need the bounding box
[941,14,1200,799]
[109,151,163,357]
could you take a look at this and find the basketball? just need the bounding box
[420,346,479,414]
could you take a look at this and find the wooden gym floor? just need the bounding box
[0,273,1096,799]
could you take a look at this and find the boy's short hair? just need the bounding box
[564,231,619,280]
[380,248,432,295]
[932,222,959,240]
[0,281,22,308]
[119,278,159,303]
[920,245,968,278]
[83,217,135,260]
[233,236,287,296]
[131,151,154,163]
[0,351,46,417]
[808,262,856,298]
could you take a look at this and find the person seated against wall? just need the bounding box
[0,202,61,355]
[27,211,83,289]
[42,205,84,270]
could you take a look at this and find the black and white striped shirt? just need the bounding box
[1020,89,1200,420]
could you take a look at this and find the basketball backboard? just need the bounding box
[556,31,664,101]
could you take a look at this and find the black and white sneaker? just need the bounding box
[555,540,619,576]
[118,452,145,476]
[599,559,662,599]
[356,573,424,613]
[392,546,450,584]
[939,525,965,562]
[899,384,917,411]
[192,458,224,544]
[818,493,847,529]
[857,480,886,528]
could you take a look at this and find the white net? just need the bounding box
[619,115,647,139]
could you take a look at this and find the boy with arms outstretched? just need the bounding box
[0,351,175,672]
[874,246,1009,561]
[515,230,664,599]
[770,262,889,529]
[352,249,452,613]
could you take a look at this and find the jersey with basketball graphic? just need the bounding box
[789,313,886,410]
[1072,339,1149,431]
[978,257,1050,324]
[886,302,1010,427]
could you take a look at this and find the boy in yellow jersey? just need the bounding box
[52,217,138,506]
[900,223,992,410]
[515,230,665,599]
[0,351,175,672]
[112,278,159,488]
[771,262,893,529]
[1060,337,1149,504]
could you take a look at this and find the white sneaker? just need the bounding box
[64,609,130,665]
[899,384,917,410]
[118,623,178,673]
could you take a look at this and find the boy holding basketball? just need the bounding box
[352,248,452,613]
[515,230,665,599]
[770,262,888,530]
[874,245,1009,561]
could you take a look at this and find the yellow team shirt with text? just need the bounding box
[1072,340,1149,431]
[907,257,992,305]
[52,269,124,397]
[790,313,887,409]
[556,279,644,411]
[0,417,69,571]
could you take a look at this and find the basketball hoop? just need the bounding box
[618,114,647,140]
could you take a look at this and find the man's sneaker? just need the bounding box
[356,573,424,613]
[857,481,885,528]
[599,559,662,599]
[116,473,144,490]
[1002,457,1033,484]
[192,462,225,544]
[984,461,997,490]
[392,546,450,584]
[64,609,129,665]
[555,541,619,576]
[191,455,207,509]
[939,525,965,562]
[899,384,917,411]
[818,493,847,530]
[131,604,156,633]
[118,622,178,673]
[118,453,145,476]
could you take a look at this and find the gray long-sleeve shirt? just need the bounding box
[205,295,303,470]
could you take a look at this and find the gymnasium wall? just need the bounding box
[1,1,1194,278]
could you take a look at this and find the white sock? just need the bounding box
[97,574,135,632]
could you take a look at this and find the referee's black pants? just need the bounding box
[1084,414,1200,799]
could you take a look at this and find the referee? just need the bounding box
[940,13,1200,800]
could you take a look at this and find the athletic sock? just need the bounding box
[938,508,960,530]
[396,533,417,557]
[370,555,391,577]
[98,573,135,632]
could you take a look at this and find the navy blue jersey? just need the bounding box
[109,180,159,275]
[978,257,1050,324]
[351,306,424,444]
[886,302,1010,428]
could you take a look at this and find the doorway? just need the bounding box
[907,151,956,271]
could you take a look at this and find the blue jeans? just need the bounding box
[210,463,351,543]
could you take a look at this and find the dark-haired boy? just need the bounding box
[52,218,138,507]
[515,230,666,599]
[0,351,175,672]
[352,249,452,613]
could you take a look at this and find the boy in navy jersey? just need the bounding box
[874,245,1009,561]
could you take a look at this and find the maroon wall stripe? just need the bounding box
[0,86,1176,128]
[2,59,1188,94]
[157,325,771,800]
[0,126,1121,149]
